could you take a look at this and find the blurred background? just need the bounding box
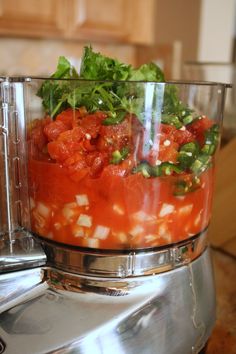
[0,0,235,77]
[0,0,235,352]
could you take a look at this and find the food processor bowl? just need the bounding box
[0,77,231,354]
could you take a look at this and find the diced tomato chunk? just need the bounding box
[31,125,47,151]
[47,141,72,162]
[79,114,103,138]
[172,129,195,145]
[56,108,85,129]
[44,120,68,141]
[188,117,213,145]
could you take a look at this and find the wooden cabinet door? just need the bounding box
[0,0,66,38]
[67,0,130,42]
[67,0,155,44]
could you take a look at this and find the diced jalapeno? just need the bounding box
[190,154,211,175]
[182,114,194,125]
[133,161,154,178]
[160,162,183,176]
[201,124,219,155]
[178,142,200,169]
[161,114,183,129]
[133,161,182,178]
[174,176,201,195]
[110,147,129,164]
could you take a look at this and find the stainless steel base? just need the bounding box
[0,247,215,354]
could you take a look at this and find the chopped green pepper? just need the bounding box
[110,147,129,164]
[178,142,200,169]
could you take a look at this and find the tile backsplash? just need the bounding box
[0,38,136,76]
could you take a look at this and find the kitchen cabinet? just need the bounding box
[0,0,155,44]
[0,0,66,37]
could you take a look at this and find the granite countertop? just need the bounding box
[206,249,236,354]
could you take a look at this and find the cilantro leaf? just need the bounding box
[37,56,79,117]
[129,62,164,82]
[80,46,131,81]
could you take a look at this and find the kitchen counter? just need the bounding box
[206,248,236,354]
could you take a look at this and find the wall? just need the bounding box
[154,0,201,62]
[0,38,136,76]
[198,0,235,62]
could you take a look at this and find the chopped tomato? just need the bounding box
[44,120,68,141]
[28,110,216,250]
[47,140,72,162]
[79,113,104,138]
[188,116,213,146]
[172,129,195,145]
[56,108,85,129]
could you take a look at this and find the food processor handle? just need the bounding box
[0,79,46,273]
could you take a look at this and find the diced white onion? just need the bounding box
[145,234,156,243]
[175,195,186,200]
[93,225,110,240]
[113,204,125,215]
[62,206,76,220]
[117,232,127,243]
[33,211,45,228]
[86,238,99,248]
[155,160,162,166]
[179,204,193,216]
[37,202,51,218]
[64,202,77,208]
[158,224,172,242]
[130,225,144,237]
[77,214,92,227]
[163,139,171,146]
[54,222,61,230]
[132,211,156,222]
[159,203,174,217]
[159,223,167,236]
[76,194,89,207]
[72,225,84,237]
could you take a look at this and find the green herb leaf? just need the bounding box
[103,111,127,125]
[37,56,79,117]
[80,46,132,81]
[129,62,165,82]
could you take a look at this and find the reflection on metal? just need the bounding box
[0,232,46,273]
[0,248,215,354]
[40,229,208,278]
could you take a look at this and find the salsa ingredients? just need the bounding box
[28,46,220,250]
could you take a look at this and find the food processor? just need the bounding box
[0,76,230,354]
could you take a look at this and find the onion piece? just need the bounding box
[77,214,92,227]
[93,225,110,240]
[85,238,99,248]
[130,225,144,237]
[178,204,193,216]
[132,211,156,222]
[72,225,84,237]
[37,202,51,218]
[76,194,89,207]
[159,203,174,217]
[112,204,125,215]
